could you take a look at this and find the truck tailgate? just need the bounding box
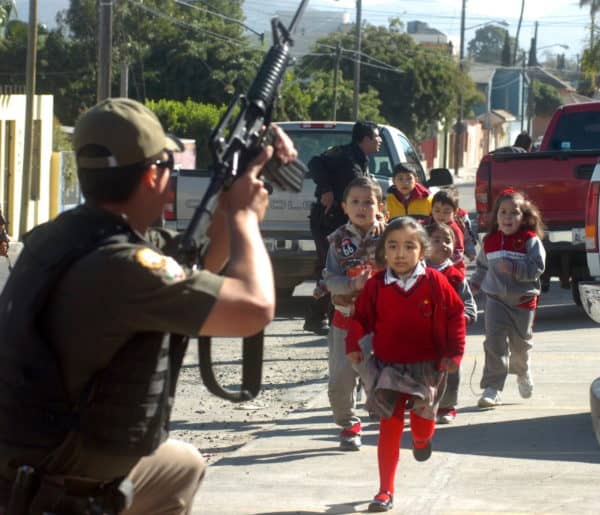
[172,169,314,239]
[478,151,597,230]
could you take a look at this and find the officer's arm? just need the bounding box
[198,149,275,338]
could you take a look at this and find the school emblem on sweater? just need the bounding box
[341,237,357,257]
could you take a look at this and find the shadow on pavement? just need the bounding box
[215,411,600,467]
[256,502,365,515]
[419,411,600,464]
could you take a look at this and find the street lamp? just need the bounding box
[538,44,569,51]
[531,42,569,67]
[465,20,509,32]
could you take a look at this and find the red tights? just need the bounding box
[377,397,435,494]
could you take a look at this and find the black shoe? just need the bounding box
[303,318,329,336]
[368,491,393,512]
[413,439,432,462]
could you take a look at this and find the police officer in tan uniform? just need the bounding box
[0,98,296,514]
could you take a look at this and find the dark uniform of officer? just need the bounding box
[0,98,279,514]
[304,121,381,335]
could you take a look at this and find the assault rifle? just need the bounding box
[177,0,310,402]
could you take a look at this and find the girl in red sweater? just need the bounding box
[346,217,466,512]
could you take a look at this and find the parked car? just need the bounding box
[165,121,452,296]
[475,102,600,305]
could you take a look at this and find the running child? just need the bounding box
[430,188,466,275]
[385,163,432,222]
[346,217,466,512]
[425,222,477,424]
[322,176,384,451]
[469,189,545,408]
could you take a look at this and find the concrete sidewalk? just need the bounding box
[194,287,600,514]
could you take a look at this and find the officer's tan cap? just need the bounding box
[74,97,183,169]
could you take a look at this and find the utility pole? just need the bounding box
[120,60,129,97]
[19,0,38,236]
[352,0,362,120]
[513,0,525,65]
[453,0,466,177]
[97,0,113,102]
[521,50,527,132]
[332,42,341,121]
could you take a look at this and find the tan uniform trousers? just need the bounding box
[0,438,205,515]
[123,438,206,515]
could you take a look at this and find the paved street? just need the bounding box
[0,241,21,290]
[195,279,600,514]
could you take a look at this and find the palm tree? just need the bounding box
[580,0,600,48]
[0,1,17,38]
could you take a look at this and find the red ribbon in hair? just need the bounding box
[501,188,516,195]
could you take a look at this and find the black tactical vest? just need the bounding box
[0,205,187,458]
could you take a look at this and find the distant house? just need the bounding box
[406,20,449,49]
[469,63,593,142]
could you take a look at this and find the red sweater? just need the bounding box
[346,269,466,366]
[448,219,465,275]
[440,261,464,289]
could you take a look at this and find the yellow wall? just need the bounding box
[0,94,54,238]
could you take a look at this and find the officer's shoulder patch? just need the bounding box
[162,257,186,282]
[135,247,185,283]
[136,247,165,269]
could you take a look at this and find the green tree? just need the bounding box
[468,25,515,65]
[580,0,600,48]
[501,32,512,66]
[146,98,227,168]
[530,79,562,116]
[580,0,600,90]
[580,41,600,95]
[299,22,473,140]
[0,0,264,124]
[274,69,385,123]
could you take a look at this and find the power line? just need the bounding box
[127,0,248,47]
[173,0,264,41]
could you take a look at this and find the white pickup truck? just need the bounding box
[164,121,452,296]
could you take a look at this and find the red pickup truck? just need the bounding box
[475,101,600,305]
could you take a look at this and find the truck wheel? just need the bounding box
[571,280,582,306]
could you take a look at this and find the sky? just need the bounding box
[14,0,591,60]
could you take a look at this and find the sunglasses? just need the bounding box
[152,150,174,171]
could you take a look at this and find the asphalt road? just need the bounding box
[196,278,600,515]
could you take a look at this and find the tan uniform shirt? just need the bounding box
[1,227,223,481]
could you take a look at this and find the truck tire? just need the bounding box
[571,280,582,306]
[571,265,592,307]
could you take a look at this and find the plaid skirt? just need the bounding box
[361,355,447,420]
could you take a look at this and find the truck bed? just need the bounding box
[476,149,597,232]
